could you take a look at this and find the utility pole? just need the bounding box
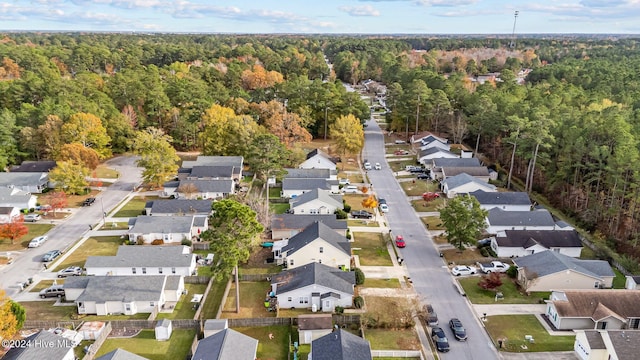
[510,11,519,49]
[506,127,520,190]
[415,94,420,135]
[324,106,329,140]
[405,116,409,142]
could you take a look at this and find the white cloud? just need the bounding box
[339,5,380,17]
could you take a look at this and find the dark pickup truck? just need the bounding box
[351,210,373,219]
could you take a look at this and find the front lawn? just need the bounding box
[365,329,420,350]
[353,232,393,266]
[420,216,444,230]
[343,194,369,211]
[485,315,575,352]
[94,329,197,360]
[235,325,290,360]
[97,221,129,230]
[221,281,274,319]
[113,196,158,217]
[347,219,379,227]
[441,248,485,265]
[362,278,401,288]
[94,164,119,179]
[21,301,78,320]
[0,223,55,251]
[156,283,208,320]
[410,198,445,212]
[53,236,122,271]
[399,180,438,197]
[457,276,550,304]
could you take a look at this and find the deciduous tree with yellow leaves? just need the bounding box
[329,114,364,170]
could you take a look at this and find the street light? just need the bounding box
[100,197,106,225]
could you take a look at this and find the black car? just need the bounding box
[449,318,467,341]
[82,197,96,206]
[409,167,426,173]
[351,210,373,219]
[431,326,450,352]
[417,173,430,180]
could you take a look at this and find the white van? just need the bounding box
[343,185,359,194]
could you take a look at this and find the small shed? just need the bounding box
[155,319,172,341]
[78,321,106,340]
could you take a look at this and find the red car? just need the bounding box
[422,192,441,201]
[394,150,410,155]
[395,235,406,248]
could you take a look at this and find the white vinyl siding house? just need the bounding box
[485,208,556,234]
[279,222,351,270]
[85,245,196,276]
[299,149,337,171]
[0,172,49,193]
[442,173,497,198]
[0,206,21,224]
[0,187,38,210]
[127,215,207,244]
[491,230,583,258]
[469,191,532,212]
[289,189,342,215]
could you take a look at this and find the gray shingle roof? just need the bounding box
[178,179,234,193]
[470,191,531,206]
[582,331,606,350]
[290,189,342,208]
[188,166,236,178]
[0,172,48,187]
[433,158,480,168]
[76,275,166,302]
[149,199,213,215]
[284,168,332,179]
[443,173,496,191]
[498,230,582,249]
[192,328,258,360]
[10,161,57,172]
[271,214,347,231]
[311,329,372,360]
[606,330,640,360]
[419,147,457,158]
[487,208,555,227]
[96,348,149,360]
[3,330,74,360]
[283,178,332,191]
[442,166,489,177]
[129,215,195,234]
[64,276,91,289]
[181,156,243,169]
[165,275,183,290]
[305,149,334,162]
[85,245,194,268]
[272,262,355,295]
[514,250,614,278]
[282,222,350,256]
[0,188,32,204]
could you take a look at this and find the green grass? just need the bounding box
[94,165,119,179]
[365,329,421,350]
[157,283,208,320]
[270,202,290,214]
[30,279,65,293]
[239,266,281,275]
[400,180,439,196]
[222,281,274,318]
[458,276,550,304]
[613,268,626,289]
[410,198,445,212]
[269,186,282,199]
[388,160,418,173]
[353,232,393,266]
[94,329,197,360]
[21,301,78,320]
[234,325,290,360]
[113,196,158,217]
[485,315,575,352]
[420,216,444,230]
[347,219,379,227]
[362,278,401,288]
[97,221,129,230]
[53,236,122,271]
[199,277,228,320]
[0,223,55,251]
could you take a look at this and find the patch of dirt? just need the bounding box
[108,328,141,338]
[247,246,273,268]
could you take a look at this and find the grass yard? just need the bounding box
[97,221,129,230]
[400,180,439,196]
[221,281,274,319]
[613,268,626,289]
[234,325,290,360]
[278,307,315,318]
[338,172,364,184]
[199,277,228,320]
[113,196,158,217]
[484,315,575,352]
[362,278,401,288]
[157,283,208,320]
[347,219,379,227]
[94,329,197,360]
[432,234,450,245]
[269,202,290,215]
[30,279,64,293]
[94,164,119,179]
[343,194,369,211]
[21,301,78,320]
[457,276,550,304]
[269,187,282,199]
[239,266,281,275]
[410,198,445,212]
[420,216,444,231]
[53,236,122,271]
[388,160,418,173]
[0,223,55,251]
[441,248,486,265]
[365,329,420,350]
[353,232,393,266]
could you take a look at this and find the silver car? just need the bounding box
[28,235,47,248]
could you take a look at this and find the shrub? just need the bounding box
[334,306,344,314]
[343,202,352,213]
[335,209,348,219]
[151,239,164,245]
[181,239,193,246]
[480,247,490,257]
[506,265,518,278]
[354,267,365,285]
[136,236,145,245]
[353,296,364,309]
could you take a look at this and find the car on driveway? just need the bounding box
[57,266,83,278]
[24,214,41,222]
[351,210,373,219]
[417,173,430,180]
[28,235,48,248]
[39,285,65,299]
[395,235,406,248]
[449,318,467,341]
[394,150,410,155]
[339,178,350,185]
[431,326,450,352]
[42,249,62,262]
[82,197,96,206]
[422,192,441,201]
[451,265,478,276]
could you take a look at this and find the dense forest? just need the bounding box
[2,33,640,269]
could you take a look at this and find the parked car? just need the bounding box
[417,173,430,180]
[394,150,410,155]
[82,197,96,206]
[431,327,450,352]
[424,304,439,326]
[395,235,406,248]
[39,285,65,299]
[477,238,493,247]
[374,162,382,170]
[351,210,373,219]
[379,203,389,213]
[42,250,62,262]
[363,162,372,170]
[449,318,467,341]
[451,265,478,276]
[422,192,441,201]
[24,214,41,222]
[28,235,47,248]
[339,178,350,185]
[477,261,510,274]
[343,185,359,194]
[57,266,83,278]
[394,140,406,144]
[409,167,426,173]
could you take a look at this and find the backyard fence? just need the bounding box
[371,350,423,359]
[192,242,210,251]
[238,274,277,282]
[82,322,112,360]
[23,320,84,329]
[580,235,632,276]
[186,275,211,284]
[227,317,293,327]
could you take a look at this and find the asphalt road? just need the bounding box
[1,155,142,298]
[363,117,499,360]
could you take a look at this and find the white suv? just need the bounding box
[364,162,372,170]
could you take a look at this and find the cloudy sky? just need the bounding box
[2,0,640,34]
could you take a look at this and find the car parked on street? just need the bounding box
[395,235,406,248]
[28,235,47,248]
[39,285,65,298]
[339,178,350,185]
[374,162,382,170]
[449,318,467,341]
[431,326,450,352]
[24,214,41,222]
[378,198,388,213]
[351,210,373,219]
[424,304,439,326]
[451,265,478,276]
[57,266,83,278]
[363,162,372,170]
[42,250,62,262]
[82,197,96,206]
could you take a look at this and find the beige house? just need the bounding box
[280,222,351,270]
[574,330,640,360]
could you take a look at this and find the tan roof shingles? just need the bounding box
[552,290,640,320]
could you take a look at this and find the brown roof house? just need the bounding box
[545,290,640,330]
[298,314,334,344]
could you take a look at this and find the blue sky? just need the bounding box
[2,0,640,34]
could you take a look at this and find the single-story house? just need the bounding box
[280,221,351,270]
[284,168,336,180]
[0,172,49,193]
[419,139,450,152]
[162,179,234,199]
[65,275,172,316]
[9,160,57,173]
[625,275,640,290]
[0,206,21,224]
[442,173,497,198]
[181,155,243,178]
[145,199,213,216]
[184,165,238,180]
[469,191,531,212]
[290,189,343,215]
[271,262,356,312]
[299,149,337,171]
[2,330,75,360]
[485,208,556,234]
[441,166,490,182]
[271,214,348,240]
[191,328,258,360]
[128,215,207,244]
[309,329,372,360]
[85,245,196,276]
[298,314,334,344]
[0,187,37,210]
[282,178,339,198]
[417,147,458,165]
[492,230,583,258]
[411,132,447,145]
[514,251,614,292]
[574,329,640,360]
[545,290,640,330]
[430,157,480,171]
[96,349,149,360]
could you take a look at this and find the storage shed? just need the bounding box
[155,319,172,341]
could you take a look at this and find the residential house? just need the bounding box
[492,230,583,258]
[442,173,497,198]
[430,157,480,171]
[0,187,37,210]
[625,276,640,290]
[0,172,49,193]
[0,206,21,224]
[184,165,237,180]
[271,214,348,240]
[419,138,450,152]
[410,131,447,145]
[545,290,640,330]
[282,178,338,198]
[162,179,234,199]
[96,349,149,360]
[290,189,343,215]
[144,199,213,216]
[485,208,556,234]
[191,328,258,360]
[469,191,531,212]
[514,251,614,292]
[85,245,196,276]
[298,314,334,344]
[574,329,640,360]
[309,329,372,360]
[64,275,173,316]
[280,221,351,270]
[284,168,336,180]
[181,156,243,179]
[2,330,75,360]
[441,166,490,182]
[9,160,57,173]
[417,147,458,165]
[299,149,337,171]
[127,215,207,244]
[271,262,355,312]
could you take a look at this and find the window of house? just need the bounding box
[150,302,155,307]
[597,322,607,330]
[319,259,322,264]
[299,297,309,304]
[319,247,324,253]
[125,304,130,311]
[171,267,176,274]
[78,302,84,308]
[158,268,163,274]
[630,318,640,329]
[142,267,147,274]
[287,297,292,302]
[132,268,137,274]
[289,259,294,266]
